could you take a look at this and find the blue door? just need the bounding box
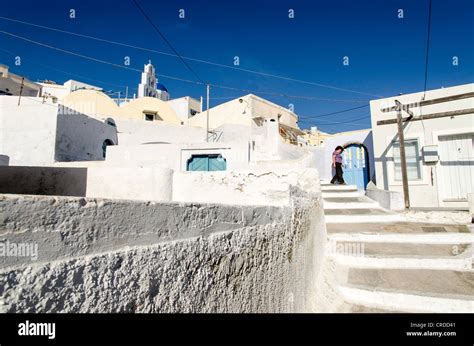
[342,144,369,190]
[187,155,227,171]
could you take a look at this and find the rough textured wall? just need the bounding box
[0,178,326,312]
[173,170,301,206]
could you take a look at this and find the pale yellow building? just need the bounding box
[301,127,331,147]
[60,89,181,125]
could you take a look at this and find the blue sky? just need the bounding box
[0,0,472,133]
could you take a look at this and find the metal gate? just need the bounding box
[438,133,474,203]
[342,144,369,190]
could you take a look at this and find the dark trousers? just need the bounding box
[331,162,345,184]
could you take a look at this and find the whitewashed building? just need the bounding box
[370,83,474,209]
[167,96,202,122]
[138,62,170,101]
[38,79,102,101]
[0,96,117,166]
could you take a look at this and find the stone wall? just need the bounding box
[0,177,326,312]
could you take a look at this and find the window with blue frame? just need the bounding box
[186,154,227,171]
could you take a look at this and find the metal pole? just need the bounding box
[396,104,410,209]
[18,77,24,106]
[206,84,210,142]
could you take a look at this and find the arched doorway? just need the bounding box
[102,139,115,158]
[342,143,370,190]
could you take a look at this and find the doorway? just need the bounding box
[342,143,370,190]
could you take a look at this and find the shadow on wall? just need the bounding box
[54,108,118,162]
[375,121,411,190]
[0,166,87,196]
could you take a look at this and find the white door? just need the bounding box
[438,133,474,205]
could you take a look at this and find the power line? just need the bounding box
[132,0,205,84]
[0,31,142,72]
[306,113,370,125]
[0,15,382,99]
[299,104,369,119]
[0,48,130,90]
[0,30,369,103]
[305,118,369,127]
[207,83,367,102]
[0,31,205,86]
[338,114,370,123]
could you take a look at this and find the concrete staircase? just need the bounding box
[318,181,474,313]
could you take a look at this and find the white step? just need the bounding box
[339,286,474,313]
[322,191,364,198]
[325,213,402,223]
[327,232,474,244]
[330,254,472,271]
[321,184,358,191]
[324,201,380,210]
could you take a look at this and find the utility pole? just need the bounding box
[206,84,210,142]
[377,94,474,209]
[395,100,410,209]
[18,77,24,106]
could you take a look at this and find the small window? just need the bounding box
[393,139,422,181]
[144,113,154,121]
[190,109,198,116]
[187,154,227,171]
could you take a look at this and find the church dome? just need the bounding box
[156,83,168,92]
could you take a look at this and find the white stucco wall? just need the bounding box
[370,83,474,208]
[112,118,205,146]
[173,169,319,206]
[86,166,173,201]
[0,180,326,313]
[105,141,251,172]
[0,96,118,166]
[104,118,311,174]
[167,96,202,121]
[0,96,58,166]
[38,83,70,100]
[55,109,118,162]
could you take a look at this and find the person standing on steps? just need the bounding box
[330,145,346,185]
